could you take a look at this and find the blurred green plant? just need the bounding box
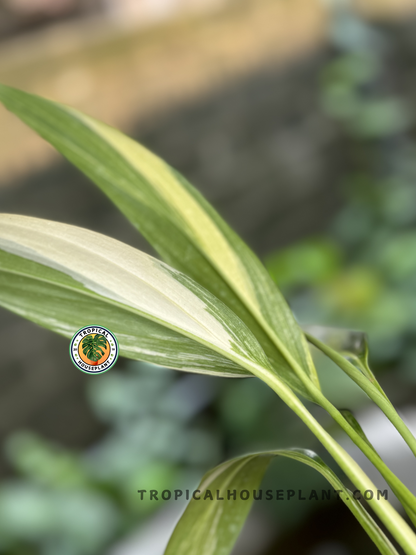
[1,8,416,551]
[266,6,416,371]
[0,362,221,555]
[0,83,415,555]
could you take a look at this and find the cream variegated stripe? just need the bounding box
[73,113,259,307]
[0,84,318,395]
[0,249,250,377]
[0,214,269,371]
[70,111,317,383]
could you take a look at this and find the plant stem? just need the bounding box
[228,308,416,545]
[262,328,416,516]
[251,363,416,555]
[310,384,416,525]
[307,333,416,459]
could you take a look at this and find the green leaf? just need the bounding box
[165,448,399,555]
[81,333,108,362]
[0,84,319,400]
[0,214,271,378]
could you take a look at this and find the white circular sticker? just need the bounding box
[69,325,119,374]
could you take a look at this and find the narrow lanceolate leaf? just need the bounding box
[0,84,319,400]
[0,214,271,378]
[165,448,399,555]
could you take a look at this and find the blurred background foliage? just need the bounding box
[1,1,416,554]
[267,6,416,374]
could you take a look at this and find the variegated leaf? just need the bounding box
[0,214,270,377]
[165,448,399,555]
[0,84,319,400]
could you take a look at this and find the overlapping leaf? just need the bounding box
[0,214,272,377]
[165,448,399,555]
[0,84,319,399]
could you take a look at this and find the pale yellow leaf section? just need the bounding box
[75,111,260,310]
